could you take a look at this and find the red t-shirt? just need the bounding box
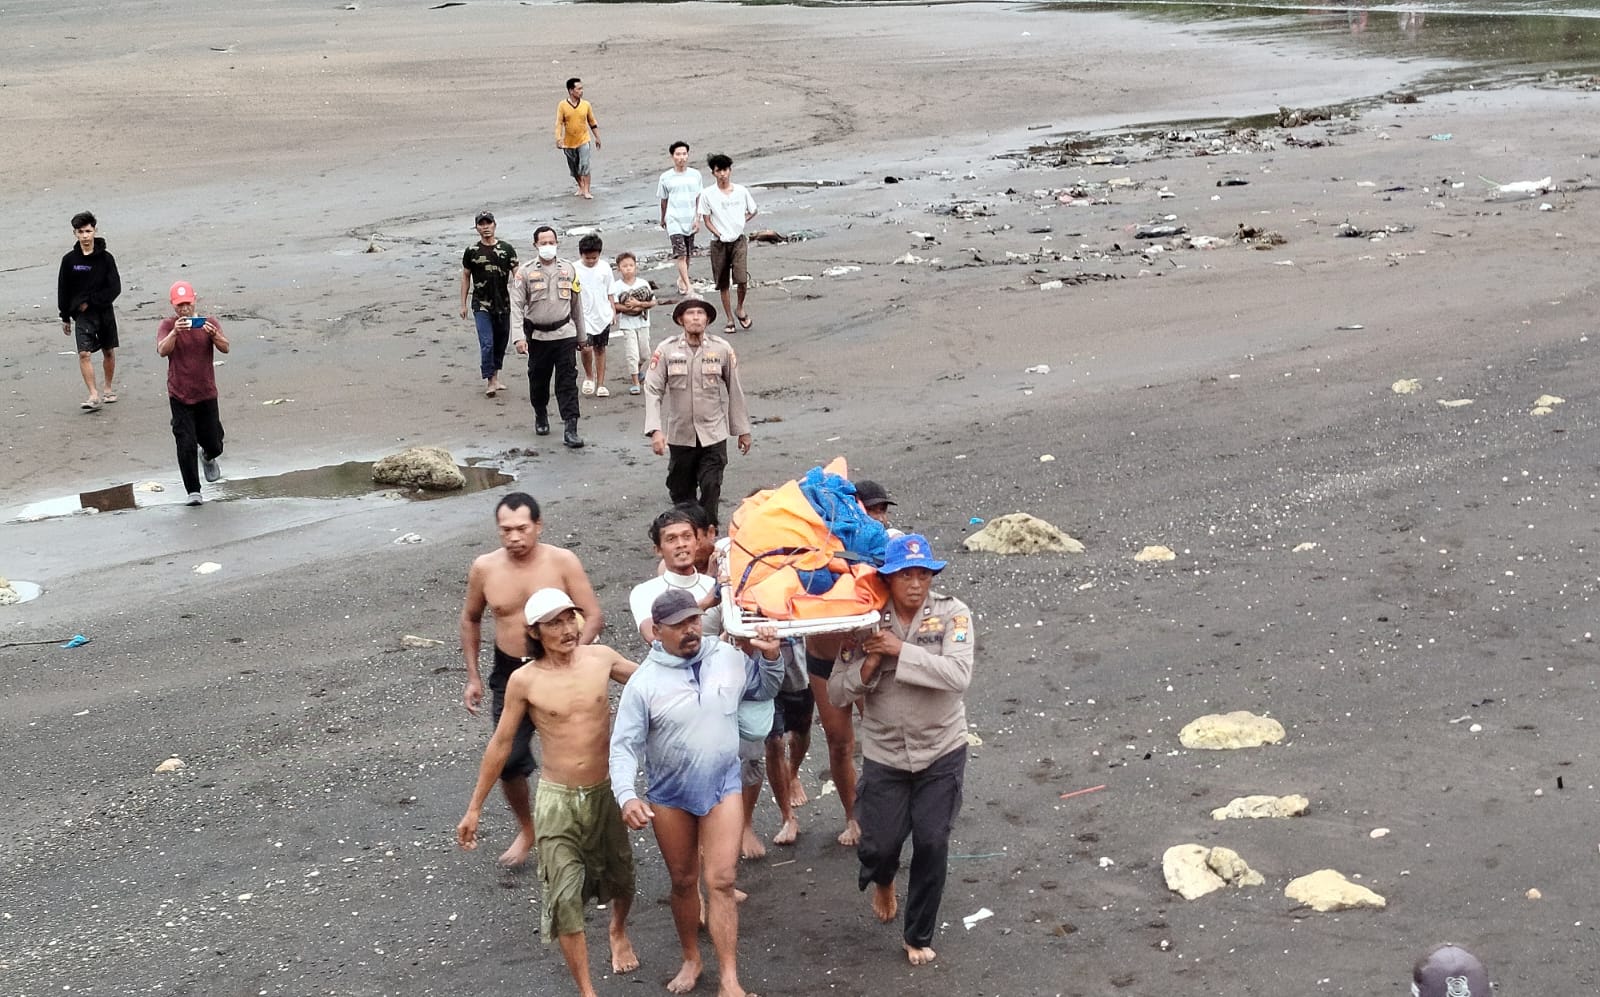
[158,316,221,404]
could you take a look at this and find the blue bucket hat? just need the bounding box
[879,533,946,575]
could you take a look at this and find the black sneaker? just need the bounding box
[562,422,585,449]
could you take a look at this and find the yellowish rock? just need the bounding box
[1163,844,1226,900]
[1437,398,1474,408]
[1211,794,1309,821]
[154,757,186,774]
[1284,869,1386,912]
[1180,711,1286,750]
[1134,545,1176,562]
[962,513,1085,555]
[1292,542,1319,552]
[1534,394,1565,407]
[1390,378,1421,394]
[1207,846,1265,887]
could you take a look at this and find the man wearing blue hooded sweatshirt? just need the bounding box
[609,589,781,997]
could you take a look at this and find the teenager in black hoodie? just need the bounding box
[57,210,122,410]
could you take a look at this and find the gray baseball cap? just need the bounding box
[1412,944,1489,997]
[651,588,703,626]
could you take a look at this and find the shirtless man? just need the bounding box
[461,492,603,866]
[458,589,639,996]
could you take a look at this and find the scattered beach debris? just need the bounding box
[1135,222,1186,240]
[1058,784,1106,801]
[1277,105,1332,127]
[365,236,383,253]
[372,446,466,491]
[0,577,18,606]
[1211,794,1309,821]
[1391,378,1422,394]
[962,907,994,930]
[1292,542,1319,553]
[1487,175,1553,197]
[401,634,444,649]
[154,757,186,774]
[1024,364,1050,374]
[1134,545,1176,562]
[60,634,90,649]
[1038,454,1056,463]
[392,532,425,545]
[1527,888,1543,900]
[963,513,1085,555]
[1236,224,1287,249]
[819,265,860,278]
[1038,280,1063,291]
[194,562,222,575]
[1163,844,1265,900]
[262,398,294,406]
[749,230,787,244]
[1436,398,1474,408]
[1179,711,1285,750]
[1337,222,1415,239]
[1370,827,1391,839]
[1216,177,1249,187]
[1285,869,1386,912]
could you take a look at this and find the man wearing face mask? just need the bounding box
[511,226,588,449]
[827,534,974,968]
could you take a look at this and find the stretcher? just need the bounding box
[718,581,884,639]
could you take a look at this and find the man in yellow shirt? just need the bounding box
[556,78,601,200]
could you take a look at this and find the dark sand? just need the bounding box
[3,2,1599,994]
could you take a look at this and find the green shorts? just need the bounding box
[534,778,636,941]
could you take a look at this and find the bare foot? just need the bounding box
[581,191,594,200]
[904,943,937,966]
[609,930,639,974]
[717,980,748,997]
[789,781,809,807]
[772,818,798,846]
[497,830,533,867]
[836,820,861,847]
[666,958,701,994]
[872,883,898,923]
[741,826,767,860]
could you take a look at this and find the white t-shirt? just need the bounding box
[612,275,653,332]
[657,167,704,236]
[697,183,757,243]
[629,571,720,641]
[574,258,616,334]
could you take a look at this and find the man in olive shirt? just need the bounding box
[460,210,518,398]
[827,534,974,968]
[511,226,587,449]
[642,299,751,527]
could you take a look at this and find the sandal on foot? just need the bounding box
[81,398,100,411]
[736,312,752,330]
[596,385,611,398]
[628,384,641,395]
[103,390,118,403]
[724,322,737,334]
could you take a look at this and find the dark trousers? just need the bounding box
[856,746,966,949]
[666,439,728,527]
[170,396,225,495]
[525,336,580,426]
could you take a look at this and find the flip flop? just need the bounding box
[724,322,737,334]
[103,390,118,403]
[80,399,100,411]
[736,312,752,330]
[485,384,498,397]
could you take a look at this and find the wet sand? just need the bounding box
[4,2,1600,995]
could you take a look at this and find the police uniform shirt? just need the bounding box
[510,257,586,343]
[642,333,752,447]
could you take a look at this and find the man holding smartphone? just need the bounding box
[156,281,230,506]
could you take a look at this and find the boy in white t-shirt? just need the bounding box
[609,251,657,396]
[697,153,759,334]
[574,234,616,397]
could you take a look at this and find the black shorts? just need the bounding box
[586,326,611,351]
[769,687,815,738]
[74,310,118,353]
[488,646,538,779]
[805,651,835,681]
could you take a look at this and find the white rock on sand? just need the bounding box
[1284,869,1386,911]
[1211,794,1309,821]
[963,513,1085,555]
[1179,711,1286,750]
[1163,844,1265,900]
[1134,545,1176,562]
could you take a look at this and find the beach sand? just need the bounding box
[3,2,1598,994]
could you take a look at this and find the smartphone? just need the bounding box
[188,317,206,329]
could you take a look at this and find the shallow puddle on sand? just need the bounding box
[9,461,514,523]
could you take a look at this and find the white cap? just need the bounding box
[524,588,577,626]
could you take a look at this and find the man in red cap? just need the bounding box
[156,281,229,505]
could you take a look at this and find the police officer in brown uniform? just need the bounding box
[642,298,751,527]
[827,534,974,968]
[511,225,587,448]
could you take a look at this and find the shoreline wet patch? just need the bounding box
[8,461,514,523]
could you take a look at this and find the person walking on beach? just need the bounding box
[460,210,519,398]
[827,534,974,967]
[556,78,601,200]
[457,588,640,996]
[696,155,757,333]
[460,492,604,866]
[156,281,229,506]
[609,590,783,997]
[643,299,752,528]
[658,141,703,295]
[57,210,122,411]
[510,227,587,448]
[573,234,615,398]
